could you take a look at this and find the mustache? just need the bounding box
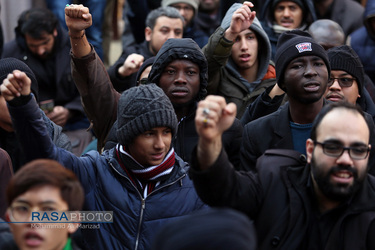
[328,165,358,177]
[326,92,345,99]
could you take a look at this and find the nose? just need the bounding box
[283,8,291,17]
[239,37,248,51]
[154,134,165,149]
[336,149,354,165]
[174,70,187,84]
[304,62,318,77]
[37,46,45,56]
[168,31,179,39]
[329,79,341,90]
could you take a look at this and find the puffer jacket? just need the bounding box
[259,0,317,60]
[350,0,375,85]
[8,96,207,250]
[203,3,277,118]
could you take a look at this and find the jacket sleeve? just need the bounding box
[71,48,120,150]
[8,95,96,191]
[189,147,262,218]
[239,124,259,171]
[241,85,284,126]
[202,27,233,94]
[107,50,137,92]
[222,118,243,168]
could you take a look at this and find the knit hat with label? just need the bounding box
[117,84,178,146]
[327,45,364,96]
[275,29,330,90]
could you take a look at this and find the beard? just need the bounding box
[311,157,365,202]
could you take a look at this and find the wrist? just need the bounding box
[69,30,85,39]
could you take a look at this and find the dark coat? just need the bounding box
[8,96,207,250]
[1,24,85,126]
[107,40,154,92]
[189,148,375,249]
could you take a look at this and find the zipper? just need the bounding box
[109,161,186,250]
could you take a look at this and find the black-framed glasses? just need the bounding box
[327,77,356,88]
[137,77,148,85]
[314,141,370,160]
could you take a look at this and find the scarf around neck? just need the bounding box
[115,144,175,196]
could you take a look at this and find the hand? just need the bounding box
[0,70,32,101]
[65,4,92,36]
[46,106,70,127]
[225,1,256,41]
[118,54,145,77]
[196,95,237,142]
[0,96,13,132]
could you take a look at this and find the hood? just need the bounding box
[221,3,272,85]
[259,0,317,27]
[147,38,208,101]
[364,0,375,40]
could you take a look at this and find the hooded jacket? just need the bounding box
[350,0,375,86]
[147,38,243,166]
[259,0,317,60]
[8,95,206,250]
[203,3,276,118]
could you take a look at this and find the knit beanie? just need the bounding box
[272,0,305,12]
[117,84,178,146]
[161,0,199,13]
[275,29,330,90]
[327,45,364,96]
[0,57,39,101]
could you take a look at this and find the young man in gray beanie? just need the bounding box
[161,0,208,47]
[1,74,206,249]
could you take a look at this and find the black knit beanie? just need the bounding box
[117,84,178,146]
[272,0,305,12]
[0,57,39,101]
[275,30,330,90]
[327,45,364,96]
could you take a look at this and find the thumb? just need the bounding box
[13,70,32,96]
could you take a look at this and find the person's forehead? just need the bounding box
[166,58,199,67]
[154,16,183,27]
[276,1,301,7]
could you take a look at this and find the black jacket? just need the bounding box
[190,148,375,249]
[107,40,154,92]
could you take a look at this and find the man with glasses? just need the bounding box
[190,100,375,249]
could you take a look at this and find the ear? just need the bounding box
[306,138,314,164]
[145,27,152,42]
[5,210,11,222]
[53,28,58,37]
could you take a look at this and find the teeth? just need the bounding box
[336,173,350,178]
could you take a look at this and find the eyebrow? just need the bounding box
[14,199,58,205]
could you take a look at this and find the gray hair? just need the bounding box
[145,6,184,30]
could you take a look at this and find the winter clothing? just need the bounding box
[203,3,276,118]
[135,56,155,83]
[272,0,306,12]
[116,84,178,145]
[8,94,206,250]
[148,38,243,165]
[152,208,257,250]
[161,0,199,13]
[349,0,375,86]
[0,148,12,220]
[107,40,154,92]
[1,23,86,129]
[327,45,364,96]
[259,0,317,60]
[189,148,375,250]
[275,30,330,90]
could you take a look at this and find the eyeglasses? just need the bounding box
[314,141,370,160]
[327,77,356,88]
[9,204,62,222]
[137,78,148,85]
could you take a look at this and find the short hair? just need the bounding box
[6,159,84,211]
[310,102,368,141]
[16,8,58,39]
[145,6,184,30]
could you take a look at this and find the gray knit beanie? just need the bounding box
[327,45,364,96]
[117,84,178,146]
[161,0,199,13]
[0,57,39,101]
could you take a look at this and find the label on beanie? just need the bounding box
[295,43,312,53]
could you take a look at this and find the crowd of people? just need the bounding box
[1,0,375,249]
